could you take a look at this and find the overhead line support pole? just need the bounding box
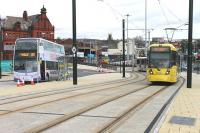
[187,0,193,88]
[122,19,125,78]
[72,0,77,85]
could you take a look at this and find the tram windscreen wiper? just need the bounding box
[155,67,160,71]
[149,64,160,71]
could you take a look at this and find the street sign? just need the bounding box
[72,46,76,54]
[77,52,84,57]
[4,45,14,51]
[87,54,95,58]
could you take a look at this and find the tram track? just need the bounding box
[99,77,185,133]
[0,72,146,117]
[0,73,134,101]
[23,84,152,133]
[22,78,184,133]
[0,73,184,133]
[98,86,169,133]
[0,72,140,105]
[145,76,185,133]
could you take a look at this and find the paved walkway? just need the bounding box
[2,66,199,132]
[158,72,200,133]
[0,65,130,97]
[0,73,13,81]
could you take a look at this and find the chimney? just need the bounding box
[23,11,28,21]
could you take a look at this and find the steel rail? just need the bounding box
[23,85,153,133]
[0,73,146,117]
[98,86,169,133]
[0,72,141,105]
[0,72,136,102]
[144,77,185,133]
[98,77,184,133]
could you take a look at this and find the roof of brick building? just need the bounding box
[3,14,39,30]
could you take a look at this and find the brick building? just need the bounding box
[0,6,54,60]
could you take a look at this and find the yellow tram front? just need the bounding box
[146,44,179,83]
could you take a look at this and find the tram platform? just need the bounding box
[158,72,200,133]
[0,65,129,96]
[0,66,199,132]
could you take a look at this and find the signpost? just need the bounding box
[72,0,77,85]
[187,0,193,88]
[122,19,125,78]
[72,46,76,57]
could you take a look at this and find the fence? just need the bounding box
[57,56,73,81]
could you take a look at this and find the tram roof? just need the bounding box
[148,43,177,51]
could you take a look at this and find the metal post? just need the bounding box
[122,19,125,78]
[90,41,91,63]
[148,30,151,46]
[187,0,193,88]
[0,23,2,79]
[132,39,135,72]
[145,0,147,48]
[198,61,200,74]
[180,54,182,72]
[126,14,130,42]
[95,42,98,67]
[120,53,121,73]
[126,14,130,63]
[72,0,77,85]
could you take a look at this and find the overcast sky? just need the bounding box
[0,0,200,40]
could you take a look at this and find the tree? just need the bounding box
[195,39,200,53]
[135,36,145,48]
[180,39,188,54]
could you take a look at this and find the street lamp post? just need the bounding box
[72,0,77,85]
[122,19,125,78]
[119,50,122,73]
[187,0,193,88]
[120,53,121,73]
[145,0,147,48]
[125,14,130,63]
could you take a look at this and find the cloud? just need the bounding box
[0,0,200,39]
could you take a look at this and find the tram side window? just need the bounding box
[171,52,177,66]
[46,61,58,70]
[177,53,180,66]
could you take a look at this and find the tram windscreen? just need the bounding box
[149,52,171,68]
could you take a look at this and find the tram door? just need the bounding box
[40,61,45,80]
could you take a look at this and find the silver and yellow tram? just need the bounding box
[146,43,179,83]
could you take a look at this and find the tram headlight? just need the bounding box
[165,69,170,75]
[149,69,153,75]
